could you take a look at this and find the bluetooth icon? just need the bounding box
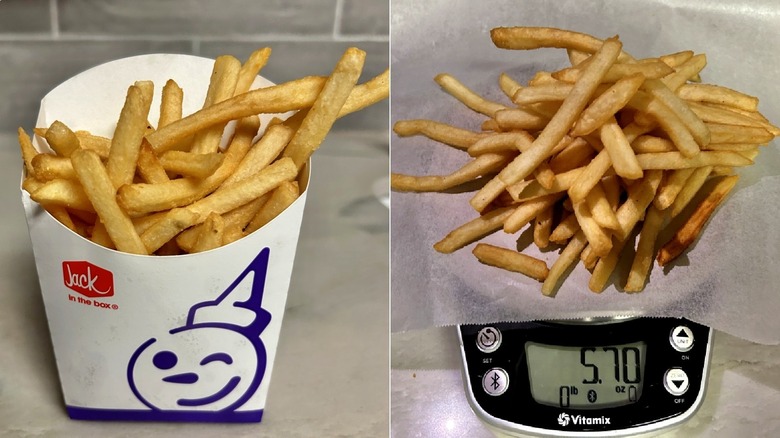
[482,368,508,396]
[491,372,501,390]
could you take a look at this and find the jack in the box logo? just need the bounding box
[127,248,272,414]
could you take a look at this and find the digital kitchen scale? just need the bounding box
[458,317,712,437]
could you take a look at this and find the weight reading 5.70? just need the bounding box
[580,347,642,384]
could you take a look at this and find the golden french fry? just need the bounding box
[473,243,549,281]
[600,117,643,179]
[118,116,262,216]
[496,37,622,188]
[534,206,554,249]
[47,206,77,232]
[654,168,695,210]
[614,170,663,240]
[145,75,327,153]
[568,149,612,203]
[589,235,630,293]
[221,122,293,189]
[668,166,713,219]
[533,161,556,190]
[481,119,501,132]
[508,167,583,202]
[142,157,296,253]
[106,84,153,189]
[631,135,676,153]
[178,194,270,251]
[549,211,580,244]
[186,157,296,219]
[624,205,665,292]
[627,90,700,157]
[657,175,739,266]
[45,120,81,157]
[586,182,620,230]
[394,119,488,150]
[677,83,758,112]
[284,47,365,170]
[235,47,272,95]
[190,55,242,154]
[498,73,523,99]
[245,181,299,234]
[434,73,508,117]
[642,78,710,147]
[554,61,672,83]
[90,219,115,250]
[468,131,534,156]
[567,48,590,66]
[512,83,573,104]
[18,128,39,176]
[580,244,598,271]
[140,208,200,254]
[30,178,94,212]
[392,153,514,192]
[73,131,111,158]
[706,123,773,144]
[191,212,225,253]
[136,143,170,184]
[490,27,632,61]
[159,151,225,179]
[549,137,593,173]
[572,199,612,257]
[636,151,752,169]
[32,153,76,181]
[571,73,645,137]
[504,193,563,234]
[158,79,184,129]
[433,207,514,254]
[661,54,707,91]
[653,50,694,68]
[339,68,389,118]
[495,108,549,131]
[542,230,588,297]
[687,101,776,135]
[71,149,147,254]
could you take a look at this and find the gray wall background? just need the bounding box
[0,0,388,132]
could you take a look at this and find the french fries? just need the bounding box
[21,47,388,255]
[392,27,777,296]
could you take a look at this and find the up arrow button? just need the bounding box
[670,325,694,352]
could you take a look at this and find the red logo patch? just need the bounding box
[62,261,114,298]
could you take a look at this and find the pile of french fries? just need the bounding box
[392,27,778,296]
[20,47,388,256]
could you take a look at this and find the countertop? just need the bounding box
[392,327,780,437]
[0,130,389,437]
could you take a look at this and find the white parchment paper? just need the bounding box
[391,0,780,344]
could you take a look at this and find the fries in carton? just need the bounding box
[20,55,309,422]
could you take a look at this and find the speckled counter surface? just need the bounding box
[0,131,389,438]
[392,328,780,437]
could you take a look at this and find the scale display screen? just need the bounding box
[526,341,647,409]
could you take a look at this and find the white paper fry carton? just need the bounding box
[20,54,308,423]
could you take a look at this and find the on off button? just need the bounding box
[670,326,694,352]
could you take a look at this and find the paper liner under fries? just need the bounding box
[21,54,309,422]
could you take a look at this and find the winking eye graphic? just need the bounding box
[127,248,272,412]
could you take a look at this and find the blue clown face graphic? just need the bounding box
[127,248,272,413]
